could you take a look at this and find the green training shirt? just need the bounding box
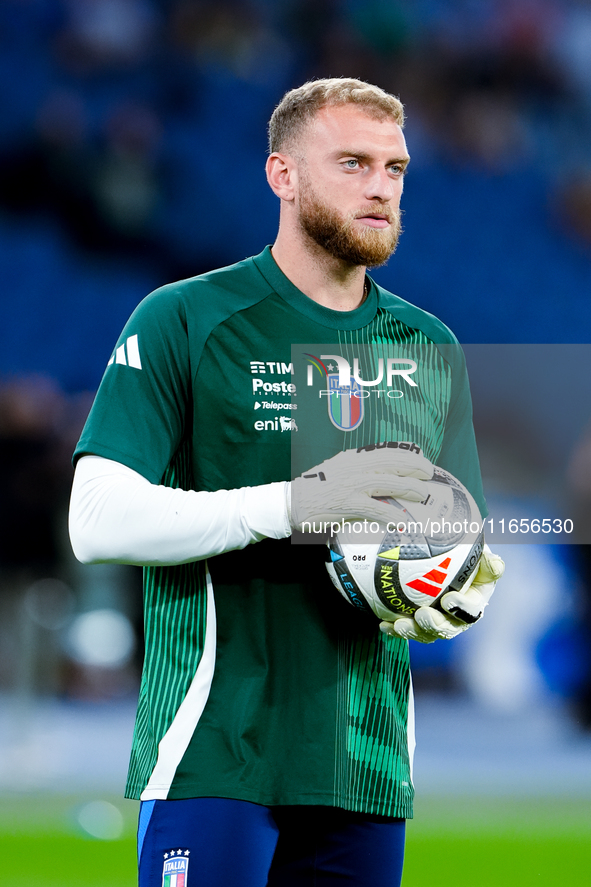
[75,247,485,818]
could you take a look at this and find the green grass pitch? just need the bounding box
[0,794,138,887]
[0,794,589,886]
[404,796,591,887]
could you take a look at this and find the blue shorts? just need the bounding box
[138,797,405,887]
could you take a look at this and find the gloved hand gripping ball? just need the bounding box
[324,459,490,634]
[290,442,434,532]
[380,547,505,643]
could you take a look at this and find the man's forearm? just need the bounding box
[69,455,291,566]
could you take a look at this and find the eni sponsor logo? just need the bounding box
[254,416,298,433]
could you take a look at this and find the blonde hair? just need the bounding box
[268,77,405,155]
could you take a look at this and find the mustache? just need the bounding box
[353,205,399,223]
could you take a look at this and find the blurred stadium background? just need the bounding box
[0,0,590,884]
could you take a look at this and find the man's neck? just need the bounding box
[270,230,367,312]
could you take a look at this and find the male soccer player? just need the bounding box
[69,79,503,887]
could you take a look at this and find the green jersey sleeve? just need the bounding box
[75,284,192,484]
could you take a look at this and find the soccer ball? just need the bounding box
[325,467,485,622]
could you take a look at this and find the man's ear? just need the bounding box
[266,152,298,202]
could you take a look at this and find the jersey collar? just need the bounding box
[252,246,378,331]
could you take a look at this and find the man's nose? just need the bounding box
[364,168,397,202]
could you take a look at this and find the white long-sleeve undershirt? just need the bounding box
[69,455,291,567]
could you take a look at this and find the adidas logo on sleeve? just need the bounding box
[107,334,142,370]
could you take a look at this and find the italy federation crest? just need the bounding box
[327,374,364,431]
[162,850,189,886]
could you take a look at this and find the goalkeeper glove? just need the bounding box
[290,443,434,532]
[379,546,505,643]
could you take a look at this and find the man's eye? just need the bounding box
[344,159,359,169]
[390,164,405,176]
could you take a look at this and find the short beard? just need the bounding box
[298,181,402,268]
